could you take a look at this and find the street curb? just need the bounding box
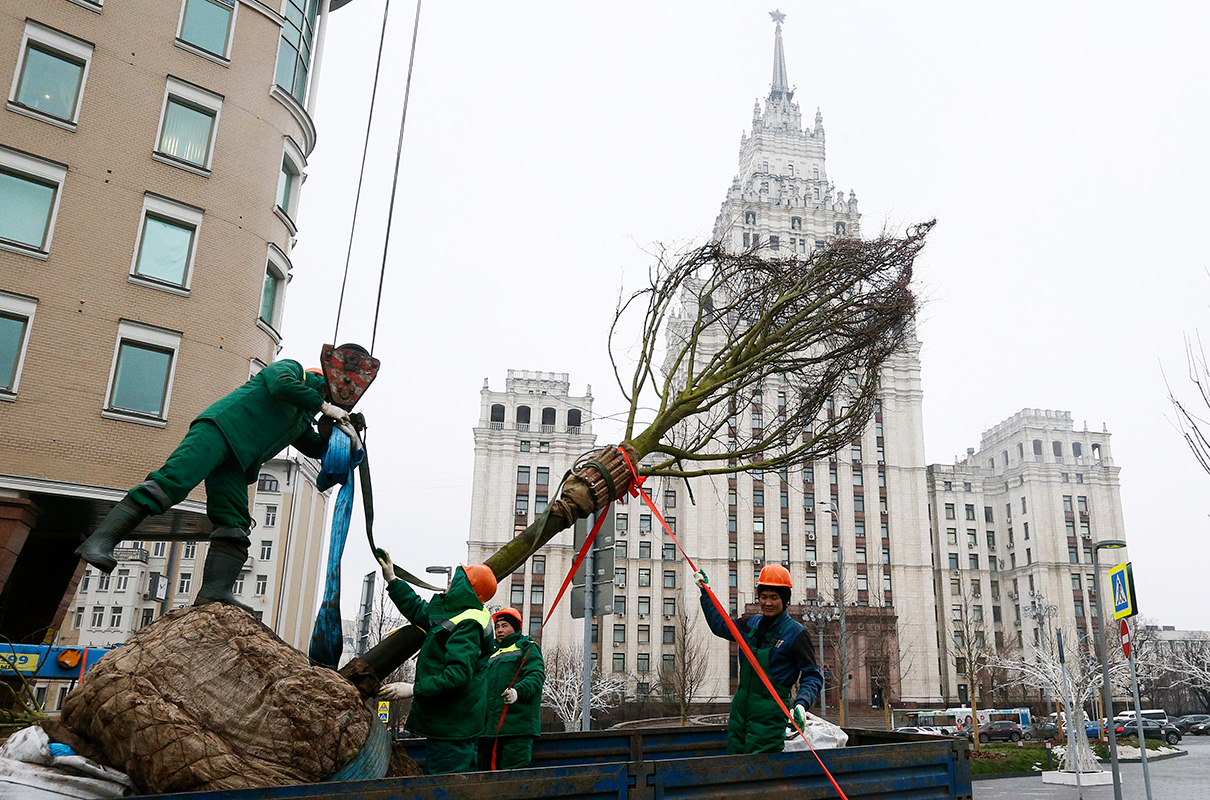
[1099,748,1188,764]
[971,770,1044,782]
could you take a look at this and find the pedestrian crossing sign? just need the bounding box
[1109,562,1137,620]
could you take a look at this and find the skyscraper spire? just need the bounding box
[769,9,791,101]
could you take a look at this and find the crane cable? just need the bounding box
[330,0,424,356]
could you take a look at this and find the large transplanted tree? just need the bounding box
[352,224,933,680]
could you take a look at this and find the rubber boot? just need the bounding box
[193,534,254,613]
[74,498,148,574]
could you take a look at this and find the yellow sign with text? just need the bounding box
[0,653,40,673]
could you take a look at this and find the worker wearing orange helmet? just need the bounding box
[696,563,823,754]
[76,359,353,610]
[478,607,545,770]
[377,550,497,774]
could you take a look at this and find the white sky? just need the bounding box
[279,2,1210,631]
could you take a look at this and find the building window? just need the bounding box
[944,503,955,520]
[637,653,650,673]
[178,572,192,594]
[275,0,320,103]
[639,541,651,559]
[662,542,676,561]
[514,495,528,516]
[948,553,959,570]
[115,569,130,591]
[130,194,203,291]
[104,321,181,422]
[275,138,306,223]
[109,607,123,628]
[612,653,625,673]
[257,473,280,492]
[177,0,236,60]
[97,572,110,591]
[259,539,273,560]
[73,607,84,629]
[539,441,550,453]
[510,584,524,606]
[638,568,651,587]
[518,439,530,451]
[9,22,93,126]
[255,574,267,595]
[258,246,290,336]
[531,554,545,575]
[0,292,36,395]
[153,541,167,558]
[663,625,676,644]
[91,606,104,627]
[639,514,652,534]
[517,466,530,484]
[156,78,223,172]
[233,573,244,594]
[663,598,676,617]
[0,146,68,256]
[613,624,626,644]
[530,585,544,605]
[663,570,676,589]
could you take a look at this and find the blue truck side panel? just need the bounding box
[138,726,972,800]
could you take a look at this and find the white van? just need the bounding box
[1114,709,1168,724]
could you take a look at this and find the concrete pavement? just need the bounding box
[974,734,1210,799]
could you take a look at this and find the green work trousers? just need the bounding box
[726,642,792,755]
[477,735,534,770]
[423,738,478,775]
[127,420,252,536]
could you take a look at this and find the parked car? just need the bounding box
[1114,719,1182,746]
[1173,714,1210,733]
[1023,723,1061,741]
[894,727,936,736]
[1188,721,1210,736]
[964,720,1023,743]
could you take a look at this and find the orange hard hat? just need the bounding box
[464,563,498,603]
[305,367,324,376]
[493,607,523,631]
[756,564,793,589]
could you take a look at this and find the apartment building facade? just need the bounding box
[0,0,351,645]
[927,409,1127,706]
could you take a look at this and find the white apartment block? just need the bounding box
[927,409,1127,706]
[467,371,596,653]
[60,451,330,656]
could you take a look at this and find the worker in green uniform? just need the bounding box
[478,607,545,770]
[76,359,353,609]
[376,550,498,774]
[697,564,823,754]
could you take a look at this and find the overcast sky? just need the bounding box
[279,2,1210,631]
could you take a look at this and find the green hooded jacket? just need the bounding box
[193,359,326,480]
[388,567,493,740]
[482,632,544,738]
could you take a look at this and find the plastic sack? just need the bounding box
[0,726,133,799]
[784,710,849,751]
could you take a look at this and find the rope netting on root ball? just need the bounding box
[348,224,931,682]
[60,605,410,794]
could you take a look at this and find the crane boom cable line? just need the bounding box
[371,0,423,353]
[331,0,395,347]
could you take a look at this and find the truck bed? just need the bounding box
[138,725,972,800]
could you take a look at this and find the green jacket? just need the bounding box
[193,359,326,481]
[482,633,544,738]
[388,567,493,740]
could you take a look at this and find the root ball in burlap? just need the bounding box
[61,604,375,794]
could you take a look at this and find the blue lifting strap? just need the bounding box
[309,429,363,668]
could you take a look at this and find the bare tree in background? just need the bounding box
[861,602,912,731]
[656,604,710,725]
[541,644,627,732]
[943,584,1000,753]
[1168,335,1210,474]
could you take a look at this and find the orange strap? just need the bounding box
[616,448,850,800]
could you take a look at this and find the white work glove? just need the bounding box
[375,549,397,584]
[321,401,352,425]
[502,687,518,705]
[335,419,362,451]
[379,682,413,700]
[693,568,709,588]
[791,703,809,730]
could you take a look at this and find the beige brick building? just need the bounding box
[0,0,349,645]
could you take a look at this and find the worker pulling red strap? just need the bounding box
[615,447,851,800]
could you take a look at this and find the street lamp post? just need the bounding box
[1023,594,1059,731]
[1092,539,1127,800]
[425,565,452,592]
[804,603,840,717]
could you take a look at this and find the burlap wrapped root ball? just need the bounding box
[61,604,377,794]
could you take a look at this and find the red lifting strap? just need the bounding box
[615,448,850,800]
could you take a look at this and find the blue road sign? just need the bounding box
[1109,562,1137,620]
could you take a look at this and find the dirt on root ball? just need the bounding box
[61,604,376,794]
